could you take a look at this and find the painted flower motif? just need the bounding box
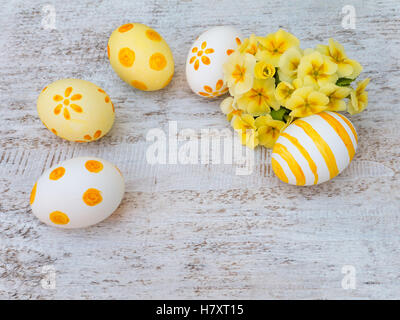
[286,86,329,118]
[189,41,214,70]
[319,83,351,111]
[316,38,363,79]
[198,79,228,97]
[255,114,285,148]
[220,97,243,122]
[348,78,370,114]
[257,29,300,67]
[223,52,256,96]
[232,114,258,149]
[297,50,338,88]
[236,78,280,116]
[53,87,83,120]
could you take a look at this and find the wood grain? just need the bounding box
[1,0,400,299]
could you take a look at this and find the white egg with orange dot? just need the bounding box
[37,79,115,142]
[30,157,125,229]
[186,26,242,98]
[271,111,358,186]
[107,23,174,91]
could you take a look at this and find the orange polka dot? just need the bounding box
[49,167,65,180]
[236,37,241,45]
[227,49,234,55]
[49,211,70,225]
[131,80,148,91]
[107,44,110,59]
[189,56,196,64]
[197,50,203,56]
[199,92,210,97]
[105,96,110,103]
[118,23,133,33]
[118,47,135,67]
[204,85,212,93]
[94,130,102,139]
[201,41,207,49]
[63,99,69,106]
[76,140,85,143]
[30,182,37,205]
[83,188,103,206]
[146,29,161,41]
[42,86,47,92]
[149,52,167,71]
[205,48,214,54]
[98,88,105,93]
[111,102,115,113]
[201,56,210,65]
[85,160,103,173]
[216,79,224,90]
[194,60,199,70]
[84,135,92,140]
[51,128,57,135]
[192,47,198,53]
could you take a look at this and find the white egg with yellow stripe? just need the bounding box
[271,111,358,185]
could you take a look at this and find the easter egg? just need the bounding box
[271,111,358,185]
[107,23,174,91]
[186,26,242,98]
[37,79,115,142]
[30,157,125,229]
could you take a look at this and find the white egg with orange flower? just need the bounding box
[186,26,242,98]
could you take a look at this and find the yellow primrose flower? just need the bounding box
[278,47,303,82]
[257,29,300,67]
[232,114,258,149]
[348,78,370,114]
[319,83,351,111]
[238,34,259,56]
[255,115,285,148]
[220,97,243,122]
[236,78,280,116]
[274,78,303,106]
[286,86,329,117]
[316,39,363,79]
[254,60,275,79]
[297,50,338,88]
[223,52,256,96]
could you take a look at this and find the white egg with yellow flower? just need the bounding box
[271,111,358,185]
[186,26,242,98]
[37,79,115,142]
[30,157,125,229]
[108,23,174,91]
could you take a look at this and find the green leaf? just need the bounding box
[274,68,281,85]
[336,77,356,87]
[271,107,290,121]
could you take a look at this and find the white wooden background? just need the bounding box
[0,0,399,299]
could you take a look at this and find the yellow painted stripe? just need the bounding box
[294,120,339,179]
[280,132,318,184]
[271,158,288,183]
[318,112,355,161]
[274,143,306,185]
[335,112,358,143]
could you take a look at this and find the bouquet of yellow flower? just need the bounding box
[220,29,370,149]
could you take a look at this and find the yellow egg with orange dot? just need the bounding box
[37,79,115,142]
[30,157,125,229]
[107,23,174,91]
